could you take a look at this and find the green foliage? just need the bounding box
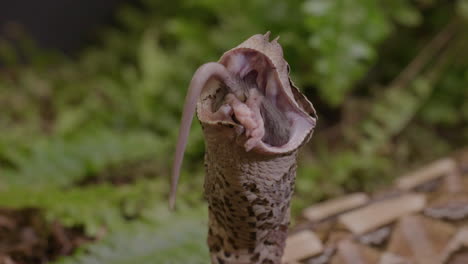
[0,176,205,236]
[420,66,468,125]
[0,184,139,235]
[302,0,391,105]
[1,129,166,187]
[53,207,208,264]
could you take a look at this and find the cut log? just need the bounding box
[386,214,455,264]
[396,158,457,191]
[302,193,369,222]
[338,193,426,235]
[282,230,323,263]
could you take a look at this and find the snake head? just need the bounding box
[170,32,317,208]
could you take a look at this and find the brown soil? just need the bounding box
[0,208,92,264]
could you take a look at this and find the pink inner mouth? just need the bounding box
[204,50,298,151]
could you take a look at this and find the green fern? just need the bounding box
[0,181,146,235]
[0,174,205,236]
[1,129,166,187]
[53,207,208,264]
[357,77,433,155]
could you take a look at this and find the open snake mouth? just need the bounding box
[198,48,316,153]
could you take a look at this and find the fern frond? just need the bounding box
[1,129,166,188]
[53,207,208,264]
[357,77,433,155]
[0,175,198,236]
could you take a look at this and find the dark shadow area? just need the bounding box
[0,0,131,53]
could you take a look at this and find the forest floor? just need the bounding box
[285,148,468,264]
[0,208,91,263]
[1,149,467,264]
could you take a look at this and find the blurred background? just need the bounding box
[0,0,467,263]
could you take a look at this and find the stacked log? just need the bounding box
[284,149,468,264]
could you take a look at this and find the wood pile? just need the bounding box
[284,149,468,264]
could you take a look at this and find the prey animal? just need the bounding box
[170,32,317,264]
